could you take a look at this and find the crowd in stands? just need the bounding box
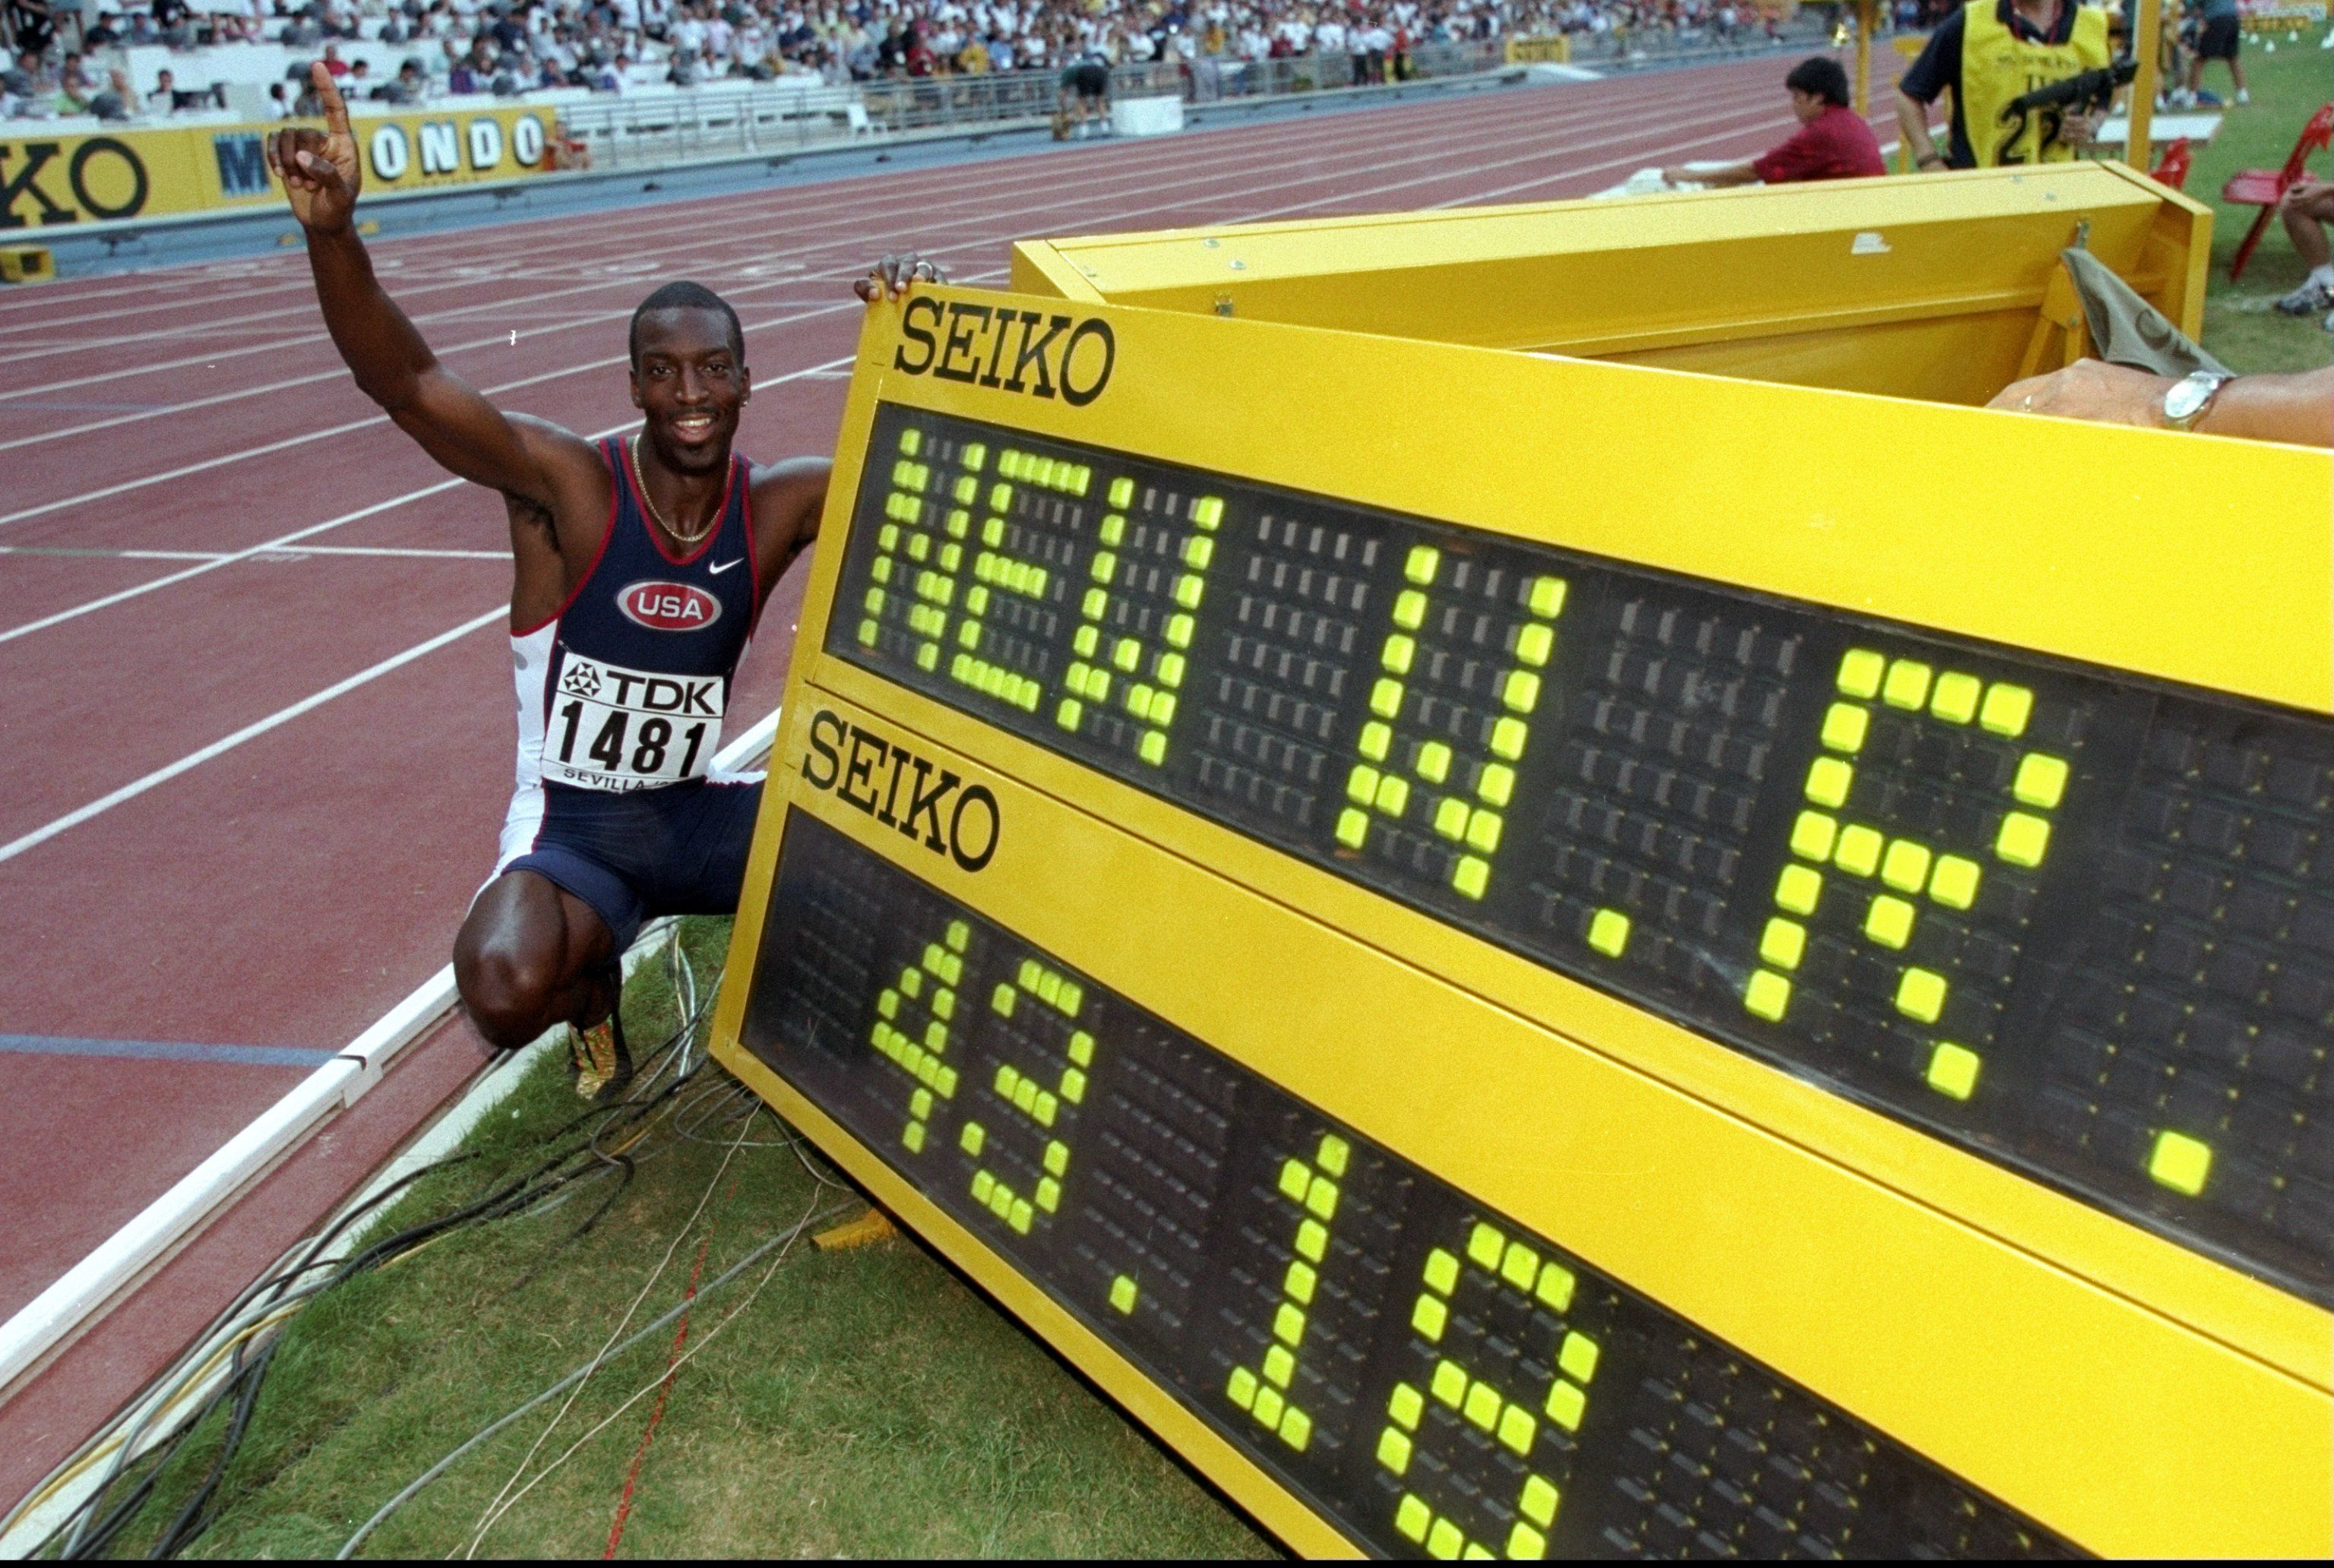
[2,0,1802,118]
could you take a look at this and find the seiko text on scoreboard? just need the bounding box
[708,287,2334,1558]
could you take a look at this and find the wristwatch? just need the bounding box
[2161,369,2235,432]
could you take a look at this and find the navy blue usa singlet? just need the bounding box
[491,436,766,948]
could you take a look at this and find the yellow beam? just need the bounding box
[2128,0,2161,172]
[1855,0,1876,115]
[1010,163,2213,403]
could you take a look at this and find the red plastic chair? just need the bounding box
[2151,136,2193,190]
[2224,103,2334,280]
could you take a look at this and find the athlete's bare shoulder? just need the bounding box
[508,412,618,563]
[748,455,833,583]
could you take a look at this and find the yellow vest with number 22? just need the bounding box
[1956,0,2113,166]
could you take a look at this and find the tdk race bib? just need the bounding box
[543,651,726,791]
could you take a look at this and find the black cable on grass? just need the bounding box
[145,1339,277,1561]
[52,1146,650,1560]
[34,934,732,1561]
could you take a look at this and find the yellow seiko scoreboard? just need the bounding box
[708,275,2333,1557]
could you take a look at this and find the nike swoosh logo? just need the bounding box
[708,557,745,575]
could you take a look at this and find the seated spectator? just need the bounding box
[448,37,493,90]
[320,40,349,75]
[57,49,94,109]
[267,78,293,114]
[83,8,119,45]
[0,50,40,114]
[150,0,193,46]
[1662,56,1883,186]
[2272,181,2334,330]
[86,63,129,117]
[147,65,179,110]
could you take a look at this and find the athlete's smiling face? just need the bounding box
[628,307,749,476]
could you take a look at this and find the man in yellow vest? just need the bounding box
[1895,0,2114,168]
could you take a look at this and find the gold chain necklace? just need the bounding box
[630,433,718,548]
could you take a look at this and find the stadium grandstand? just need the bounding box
[2,0,1817,126]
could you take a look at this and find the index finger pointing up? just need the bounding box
[312,60,351,133]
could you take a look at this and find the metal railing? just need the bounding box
[845,46,1518,136]
[552,18,1830,172]
[555,79,868,168]
[1564,12,1833,70]
[555,40,1521,166]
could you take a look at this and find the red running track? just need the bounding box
[0,54,1893,1500]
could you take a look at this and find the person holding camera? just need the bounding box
[1896,0,2114,169]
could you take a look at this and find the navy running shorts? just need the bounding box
[492,776,764,950]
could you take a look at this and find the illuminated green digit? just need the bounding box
[867,918,972,1153]
[853,426,938,650]
[1334,549,1566,906]
[963,953,1093,1238]
[862,426,983,678]
[943,445,1057,714]
[1222,1131,1349,1457]
[1747,650,2071,1110]
[1380,1219,1589,1560]
[1055,485,1223,768]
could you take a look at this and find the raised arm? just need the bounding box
[270,64,589,506]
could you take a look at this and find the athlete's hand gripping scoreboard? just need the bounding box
[707,287,2333,1558]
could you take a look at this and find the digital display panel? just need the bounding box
[831,406,2334,1303]
[743,812,2073,1560]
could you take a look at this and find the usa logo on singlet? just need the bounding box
[616,580,723,632]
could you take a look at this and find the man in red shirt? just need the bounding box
[1662,57,1885,187]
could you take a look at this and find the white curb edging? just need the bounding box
[0,707,782,1398]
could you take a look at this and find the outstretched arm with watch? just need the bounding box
[1989,360,2334,447]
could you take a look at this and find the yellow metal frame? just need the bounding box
[710,290,2333,1557]
[1010,163,2213,406]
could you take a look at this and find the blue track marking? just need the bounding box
[0,1033,337,1068]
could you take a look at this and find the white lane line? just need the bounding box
[0,704,784,1415]
[0,544,510,561]
[0,56,1765,338]
[0,67,1782,602]
[0,71,1502,383]
[0,77,1441,356]
[0,482,459,643]
[0,74,1773,481]
[0,56,1538,321]
[1255,92,1800,220]
[0,606,508,868]
[260,545,514,560]
[0,78,1764,618]
[0,61,1737,387]
[0,353,855,643]
[0,299,869,527]
[1433,103,1856,205]
[0,546,227,561]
